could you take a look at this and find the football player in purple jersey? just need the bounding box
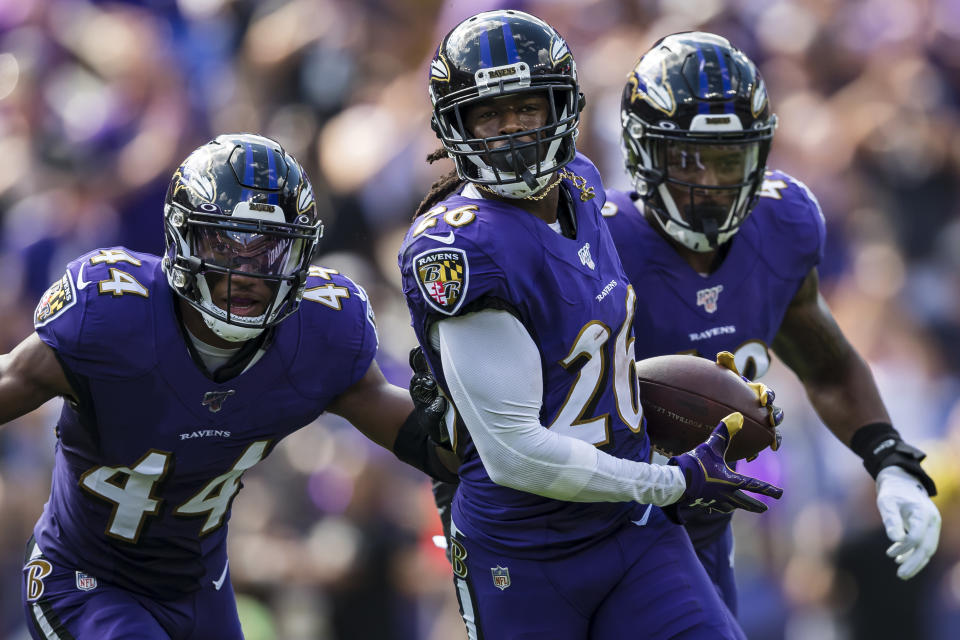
[601,32,940,613]
[400,11,783,639]
[0,133,456,639]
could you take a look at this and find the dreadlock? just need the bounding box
[413,148,466,219]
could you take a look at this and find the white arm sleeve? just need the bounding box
[433,309,686,506]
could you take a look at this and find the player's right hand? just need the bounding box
[668,413,784,516]
[716,351,784,454]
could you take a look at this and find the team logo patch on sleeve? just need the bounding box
[414,248,469,315]
[34,272,77,327]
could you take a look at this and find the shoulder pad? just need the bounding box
[301,266,378,337]
[35,248,161,378]
[401,213,524,318]
[747,170,826,278]
[277,265,379,399]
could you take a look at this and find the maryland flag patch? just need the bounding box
[414,248,468,315]
[34,272,77,327]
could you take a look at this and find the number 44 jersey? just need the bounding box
[31,248,377,599]
[399,154,651,557]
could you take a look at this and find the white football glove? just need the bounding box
[875,465,941,580]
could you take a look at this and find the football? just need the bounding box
[636,354,776,461]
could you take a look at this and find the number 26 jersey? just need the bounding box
[399,154,650,557]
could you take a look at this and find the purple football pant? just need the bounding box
[21,538,243,640]
[692,524,738,617]
[449,505,744,640]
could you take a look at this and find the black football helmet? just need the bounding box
[429,10,583,198]
[621,32,777,252]
[163,133,323,341]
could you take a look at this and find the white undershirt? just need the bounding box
[185,328,240,371]
[431,310,686,505]
[185,327,266,374]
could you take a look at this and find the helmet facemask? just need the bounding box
[619,31,778,252]
[165,200,321,342]
[433,70,580,199]
[163,134,323,342]
[428,10,583,199]
[623,112,775,252]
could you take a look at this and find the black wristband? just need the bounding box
[393,411,459,483]
[850,422,937,496]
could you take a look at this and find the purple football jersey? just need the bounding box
[32,248,377,599]
[603,170,825,544]
[399,154,651,558]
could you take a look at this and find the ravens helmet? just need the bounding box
[429,10,583,199]
[163,133,322,341]
[621,32,777,252]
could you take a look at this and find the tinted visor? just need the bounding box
[194,225,298,277]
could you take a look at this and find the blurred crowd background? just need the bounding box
[1,0,960,638]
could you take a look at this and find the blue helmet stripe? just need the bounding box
[713,44,734,114]
[694,45,709,114]
[240,142,255,201]
[502,21,519,63]
[479,29,493,68]
[266,147,278,204]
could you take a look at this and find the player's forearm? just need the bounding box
[437,310,686,506]
[800,351,890,447]
[329,377,411,450]
[774,275,890,446]
[0,357,46,425]
[0,334,72,425]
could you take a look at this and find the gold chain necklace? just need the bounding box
[558,168,596,202]
[476,173,563,201]
[476,167,596,202]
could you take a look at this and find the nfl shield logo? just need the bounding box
[491,565,511,591]
[75,571,97,591]
[202,390,235,413]
[696,285,724,314]
[578,243,595,270]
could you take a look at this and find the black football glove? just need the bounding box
[666,413,784,521]
[409,346,452,450]
[392,348,458,483]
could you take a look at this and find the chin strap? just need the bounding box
[520,168,539,190]
[700,217,720,249]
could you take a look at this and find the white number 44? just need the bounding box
[80,442,270,542]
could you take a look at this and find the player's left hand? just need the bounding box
[409,347,451,450]
[876,465,942,580]
[668,413,784,517]
[716,351,783,454]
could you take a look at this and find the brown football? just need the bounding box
[636,354,776,461]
